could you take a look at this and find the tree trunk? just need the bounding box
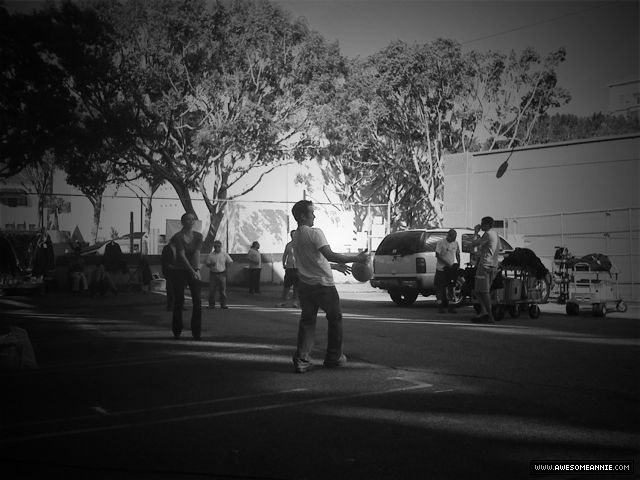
[90,195,103,244]
[143,195,153,234]
[169,179,197,217]
[202,185,228,253]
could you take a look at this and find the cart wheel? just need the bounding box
[592,303,607,317]
[566,303,579,316]
[528,304,540,319]
[616,301,628,313]
[508,306,521,318]
[492,304,505,321]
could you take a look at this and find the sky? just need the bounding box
[276,0,639,116]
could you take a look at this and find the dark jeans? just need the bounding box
[172,270,202,338]
[293,282,343,367]
[165,273,174,310]
[435,266,458,307]
[248,268,261,293]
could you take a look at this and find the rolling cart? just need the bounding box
[565,262,627,317]
[489,267,550,320]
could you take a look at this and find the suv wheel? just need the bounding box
[389,290,418,306]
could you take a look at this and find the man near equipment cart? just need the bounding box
[468,216,500,324]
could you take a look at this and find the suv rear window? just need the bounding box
[376,231,446,255]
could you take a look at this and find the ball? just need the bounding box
[352,262,373,282]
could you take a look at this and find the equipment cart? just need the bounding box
[488,267,550,320]
[497,267,550,319]
[565,262,627,317]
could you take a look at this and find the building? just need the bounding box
[608,77,640,117]
[443,133,640,301]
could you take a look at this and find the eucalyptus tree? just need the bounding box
[69,0,343,250]
[0,5,77,178]
[364,38,472,227]
[466,47,571,149]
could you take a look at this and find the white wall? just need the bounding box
[443,133,640,300]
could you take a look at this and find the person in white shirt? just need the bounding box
[205,240,233,309]
[435,229,461,313]
[279,230,299,307]
[469,216,500,323]
[247,241,262,294]
[291,200,369,373]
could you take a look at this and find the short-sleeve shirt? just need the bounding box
[293,225,334,286]
[170,231,203,271]
[283,241,296,269]
[247,247,262,269]
[478,230,500,269]
[435,238,460,271]
[206,251,233,272]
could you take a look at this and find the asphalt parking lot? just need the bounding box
[1,283,639,479]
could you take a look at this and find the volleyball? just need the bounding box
[352,262,373,282]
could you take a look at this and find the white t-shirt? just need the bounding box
[435,238,460,271]
[293,225,334,286]
[247,248,262,269]
[479,230,500,268]
[205,251,233,272]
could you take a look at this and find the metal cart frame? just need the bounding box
[565,262,627,317]
[471,267,550,320]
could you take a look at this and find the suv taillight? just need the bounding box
[416,258,426,273]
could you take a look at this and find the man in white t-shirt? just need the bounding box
[469,216,500,323]
[205,240,233,309]
[435,229,461,313]
[291,200,370,373]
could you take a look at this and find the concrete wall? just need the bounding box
[443,133,640,301]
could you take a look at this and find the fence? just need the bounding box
[1,190,391,255]
[504,207,639,301]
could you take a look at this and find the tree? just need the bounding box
[0,6,77,178]
[21,150,56,229]
[467,47,571,150]
[365,39,472,227]
[527,112,640,144]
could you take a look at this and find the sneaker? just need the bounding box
[173,333,182,340]
[221,305,228,309]
[206,305,215,309]
[323,354,347,368]
[294,362,313,374]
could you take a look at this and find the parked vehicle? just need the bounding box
[370,228,513,306]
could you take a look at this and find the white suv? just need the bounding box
[370,228,513,306]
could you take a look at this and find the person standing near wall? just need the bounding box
[279,230,299,307]
[247,241,262,294]
[290,200,370,374]
[468,216,500,324]
[205,240,233,309]
[169,213,203,340]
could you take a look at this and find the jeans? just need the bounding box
[248,268,261,293]
[293,282,343,367]
[165,272,174,310]
[172,270,202,338]
[208,272,227,306]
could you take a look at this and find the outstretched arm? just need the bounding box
[319,245,369,264]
